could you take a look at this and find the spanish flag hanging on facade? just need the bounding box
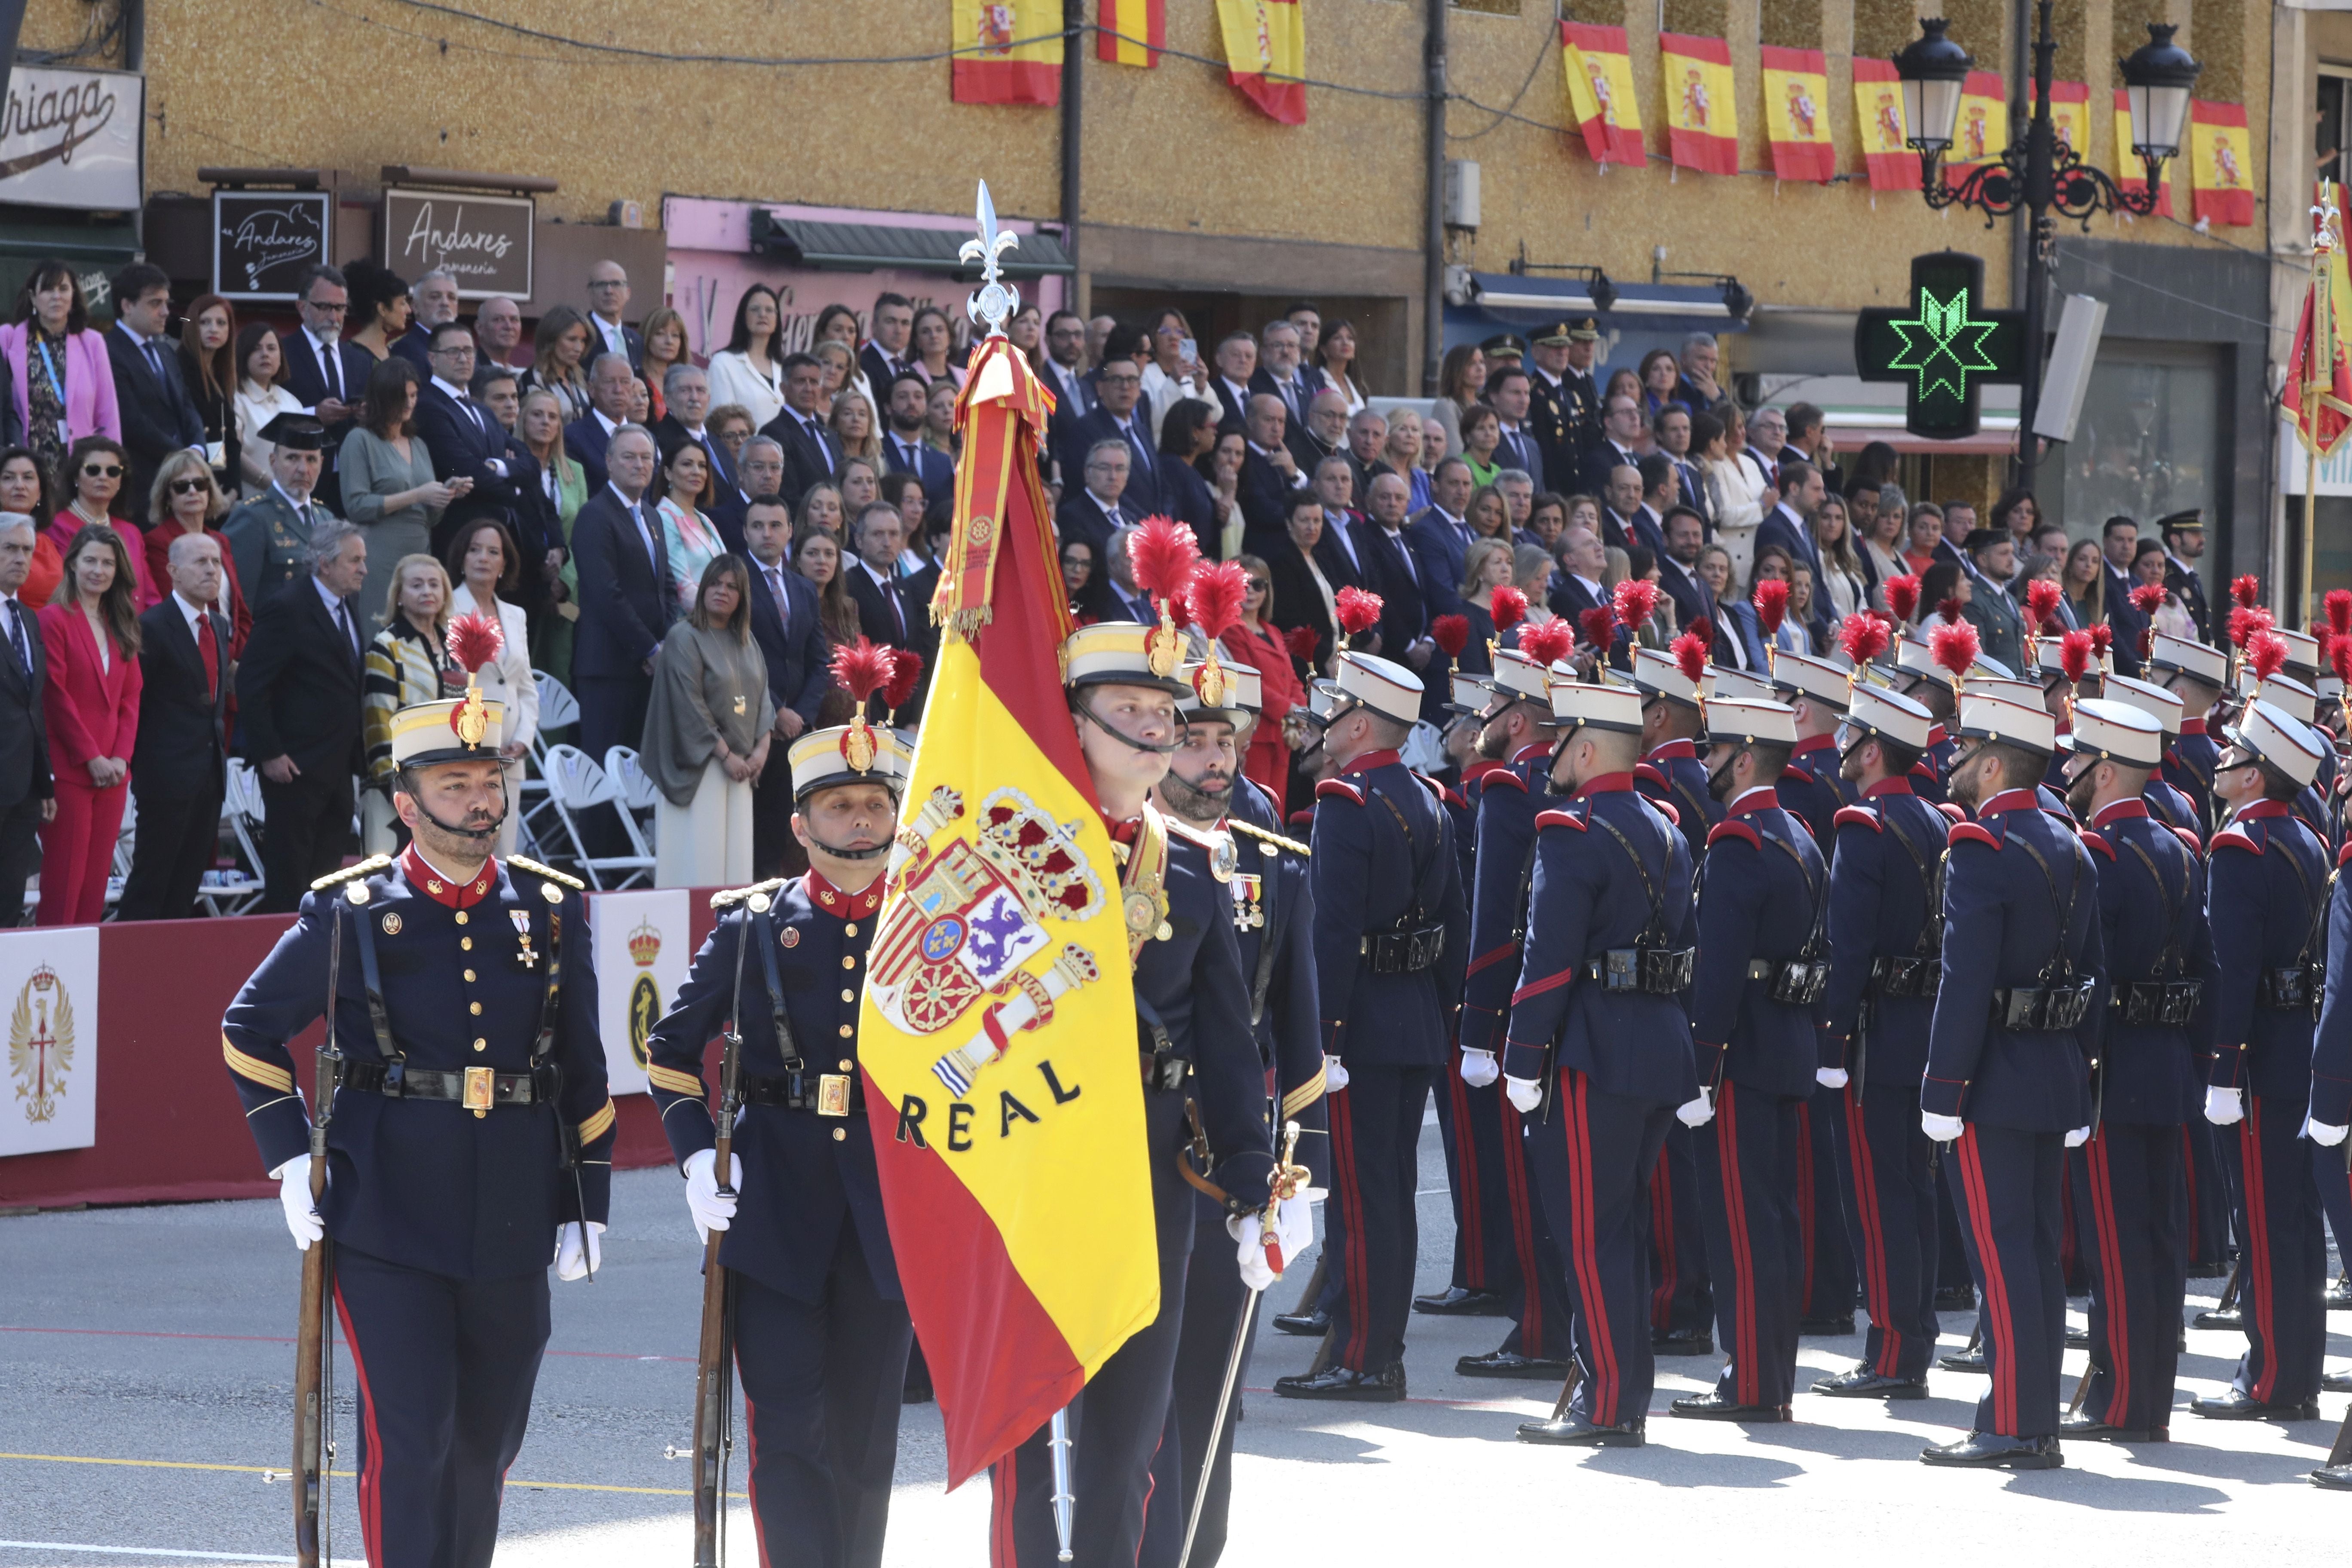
[1951,70,2008,168]
[1660,34,1737,176]
[2190,100,2255,227]
[1216,0,1306,124]
[1098,0,1161,66]
[2047,80,2090,166]
[861,332,1158,1487]
[2113,88,2174,216]
[1760,46,1833,183]
[1852,58,1919,191]
[1559,22,1643,166]
[2285,183,2352,458]
[951,0,1063,106]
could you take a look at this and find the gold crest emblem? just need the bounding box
[380,913,402,936]
[452,687,489,748]
[9,964,74,1125]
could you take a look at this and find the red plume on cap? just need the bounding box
[2328,588,2352,642]
[1184,561,1248,643]
[830,637,895,705]
[1489,586,1528,634]
[2128,582,2166,618]
[2248,630,2288,684]
[2088,623,2113,660]
[2334,637,2352,687]
[445,612,502,674]
[1519,619,1574,668]
[1283,624,1317,662]
[1936,597,1964,625]
[1127,515,1201,603]
[1672,629,1710,686]
[1752,578,1789,634]
[1577,606,1617,650]
[2230,574,2261,611]
[2059,629,2092,685]
[2227,605,2272,649]
[1612,578,1660,632]
[1838,612,1890,669]
[1335,586,1383,637]
[2024,579,2061,628]
[1884,574,1921,624]
[1929,620,1979,682]
[884,649,923,714]
[1430,614,1470,659]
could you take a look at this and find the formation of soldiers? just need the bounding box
[221,566,2352,1568]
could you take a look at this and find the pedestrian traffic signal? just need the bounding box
[1855,251,2029,441]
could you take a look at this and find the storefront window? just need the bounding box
[2045,349,2219,536]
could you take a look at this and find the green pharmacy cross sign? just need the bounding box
[1854,251,2028,441]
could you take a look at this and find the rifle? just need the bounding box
[294,885,354,1568]
[691,900,756,1568]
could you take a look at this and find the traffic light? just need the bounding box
[1854,251,2028,441]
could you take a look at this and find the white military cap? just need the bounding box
[1544,680,1645,735]
[1329,651,1423,726]
[2102,672,2183,736]
[2064,697,2163,770]
[2225,698,2325,787]
[1843,684,1935,752]
[1956,692,2057,757]
[2147,633,2226,688]
[1703,696,1798,748]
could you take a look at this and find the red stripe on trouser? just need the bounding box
[1499,1099,1544,1351]
[1839,1087,1898,1376]
[1648,1159,1678,1327]
[1715,1084,1759,1405]
[330,1281,386,1568]
[1446,1050,1486,1283]
[1328,1084,1373,1369]
[1955,1128,2018,1435]
[2239,1098,2278,1403]
[741,1388,772,1568]
[2082,1134,2132,1425]
[1561,1073,1619,1421]
[1794,1101,1818,1314]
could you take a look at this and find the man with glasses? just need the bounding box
[1056,440,1138,565]
[414,323,511,552]
[1053,353,1164,515]
[585,260,643,370]
[278,264,373,514]
[392,269,464,374]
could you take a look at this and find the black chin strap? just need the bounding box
[1076,697,1182,755]
[807,834,888,862]
[411,786,509,843]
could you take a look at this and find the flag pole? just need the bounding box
[2306,189,2337,629]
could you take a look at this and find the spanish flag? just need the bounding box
[2047,80,2090,168]
[861,334,1157,1486]
[1097,0,1160,67]
[2285,183,2352,458]
[1760,46,1833,183]
[2190,100,2255,227]
[1660,34,1737,176]
[1951,70,2008,168]
[2113,87,2174,217]
[1852,58,1919,191]
[1216,0,1305,124]
[951,0,1063,106]
[1559,22,1643,167]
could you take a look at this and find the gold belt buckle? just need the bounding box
[816,1073,851,1117]
[463,1066,496,1116]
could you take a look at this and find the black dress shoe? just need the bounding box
[1799,1313,1856,1336]
[1651,1329,1715,1357]
[1812,1366,1928,1400]
[2189,1388,2320,1421]
[2329,1276,2352,1310]
[1457,1349,1574,1380]
[1412,1286,1508,1316]
[1669,1392,1791,1421]
[1518,1412,1645,1448]
[1934,1285,1978,1310]
[1274,1363,1406,1402]
[2184,1259,2231,1279]
[1271,1308,1330,1337]
[2323,1369,2352,1394]
[2064,1327,2090,1349]
[902,1372,934,1405]
[1921,1431,2062,1469]
[2312,1464,2352,1490]
[1938,1346,1988,1373]
[2061,1413,2165,1443]
[2191,1306,2244,1331]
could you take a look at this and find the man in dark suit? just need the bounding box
[1550,521,1611,625]
[585,260,645,371]
[650,362,735,497]
[1656,505,1716,632]
[119,530,233,921]
[2098,514,2150,678]
[569,426,673,760]
[761,354,843,511]
[1055,439,1140,563]
[1653,405,1709,525]
[413,325,521,555]
[1745,405,1787,489]
[390,269,463,374]
[1249,318,1319,433]
[1755,460,1828,585]
[879,373,954,532]
[0,516,52,923]
[236,521,369,912]
[1485,366,1547,490]
[1406,456,1478,619]
[1098,527,1160,624]
[1235,394,1308,545]
[1526,317,1602,483]
[1599,461,1663,558]
[1039,309,1096,420]
[276,264,374,514]
[1308,459,1371,590]
[1289,388,1350,477]
[1578,393,1650,498]
[564,352,637,495]
[1360,472,1432,669]
[859,294,916,398]
[1052,356,1163,515]
[844,502,920,649]
[740,495,833,877]
[1782,402,1843,495]
[106,262,207,511]
[1208,331,1259,429]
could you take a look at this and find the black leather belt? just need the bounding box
[743,1070,864,1116]
[340,1060,556,1109]
[1868,955,1942,999]
[2111,978,2203,1026]
[1747,957,1829,1005]
[1583,946,1695,995]
[1991,980,2095,1031]
[2256,966,2319,1014]
[1141,1047,1192,1094]
[1362,924,1446,974]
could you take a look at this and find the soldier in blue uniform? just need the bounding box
[643,712,914,1568]
[2150,632,2226,835]
[2192,697,2330,1423]
[224,656,613,1568]
[1917,689,2103,1470]
[2242,671,2336,852]
[1811,683,1951,1400]
[2103,674,2204,834]
[2307,777,2352,1491]
[1498,677,1699,1449]
[1276,652,1468,1401]
[1140,656,1324,1568]
[1675,692,1823,1421]
[1885,635,1965,805]
[2055,699,2212,1442]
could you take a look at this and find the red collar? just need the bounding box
[2236,798,2291,821]
[2091,798,2149,830]
[1645,738,1697,761]
[1792,732,1838,756]
[1727,786,1779,817]
[2180,716,2206,736]
[400,845,497,909]
[1098,810,1142,848]
[1511,742,1553,765]
[805,869,885,918]
[1926,724,1948,747]
[1862,777,1914,799]
[1575,772,1635,798]
[1344,748,1402,775]
[1978,788,2040,817]
[1463,758,1510,782]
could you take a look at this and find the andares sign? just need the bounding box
[381,188,534,299]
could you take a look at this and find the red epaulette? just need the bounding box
[1834,804,1882,833]
[1412,772,1447,804]
[1649,798,1680,827]
[1535,806,1589,833]
[2080,829,2114,861]
[1932,802,1966,825]
[1287,808,1314,827]
[1708,819,1761,850]
[1316,778,1366,806]
[1782,763,1816,785]
[2212,824,2261,855]
[1443,785,1469,810]
[1482,770,1528,793]
[2172,827,2203,858]
[1634,762,1669,790]
[1949,821,2000,851]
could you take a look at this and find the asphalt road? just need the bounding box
[3,1114,2346,1565]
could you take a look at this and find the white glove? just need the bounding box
[1459,1049,1500,1089]
[1323,1055,1349,1093]
[2204,1085,2244,1126]
[1231,1194,1313,1291]
[554,1220,606,1282]
[1675,1089,1715,1128]
[2064,1126,2091,1148]
[2309,1118,2350,1147]
[1504,1075,1543,1115]
[1921,1111,1965,1142]
[1816,1067,1850,1089]
[273,1154,324,1251]
[683,1148,743,1246]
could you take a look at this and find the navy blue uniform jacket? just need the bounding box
[1822,778,1959,1087]
[1634,737,1720,864]
[2306,839,2352,1124]
[1146,821,1277,1206]
[1691,786,1826,1100]
[2080,798,2212,1125]
[2203,798,2325,1102]
[1228,778,1326,1178]
[1775,732,1853,850]
[1459,744,1555,1058]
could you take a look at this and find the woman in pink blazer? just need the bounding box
[1,259,122,481]
[38,522,143,925]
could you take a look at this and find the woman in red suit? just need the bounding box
[1219,553,1302,801]
[38,523,143,925]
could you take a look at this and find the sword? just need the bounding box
[1048,1407,1075,1564]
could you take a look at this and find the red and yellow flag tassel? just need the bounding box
[933,335,1064,645]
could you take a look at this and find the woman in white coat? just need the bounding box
[444,518,542,854]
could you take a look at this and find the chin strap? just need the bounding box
[1076,697,1183,755]
[807,834,889,862]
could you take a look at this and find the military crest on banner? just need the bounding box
[9,962,72,1125]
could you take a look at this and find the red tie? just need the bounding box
[195,612,218,700]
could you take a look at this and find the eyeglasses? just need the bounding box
[169,478,209,495]
[82,463,122,478]
[303,299,349,314]
[1247,579,1270,594]
[589,279,628,291]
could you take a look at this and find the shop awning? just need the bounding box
[0,211,141,267]
[750,211,1073,277]
[1754,373,2019,456]
[1459,270,1751,334]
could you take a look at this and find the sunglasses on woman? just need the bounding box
[83,463,122,478]
[169,477,209,495]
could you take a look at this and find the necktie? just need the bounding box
[4,600,26,676]
[144,338,170,390]
[1125,422,1153,483]
[336,597,360,665]
[883,570,906,640]
[1386,530,1418,586]
[766,566,789,630]
[321,340,340,403]
[196,610,219,700]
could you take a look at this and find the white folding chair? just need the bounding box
[201,761,271,915]
[520,672,582,851]
[532,672,580,760]
[600,745,662,869]
[104,793,136,911]
[540,744,653,890]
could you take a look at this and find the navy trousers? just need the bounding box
[1319,1063,1435,1372]
[1647,1122,1715,1341]
[732,1226,913,1568]
[1433,1041,1508,1295]
[1139,1191,1255,1568]
[2067,1123,2184,1433]
[992,1090,1194,1568]
[2184,1118,2235,1271]
[1694,1080,1803,1408]
[1838,1084,1941,1381]
[1948,1123,2066,1439]
[1936,1159,1975,1304]
[1528,1069,1672,1427]
[331,1246,549,1568]
[2220,1092,2326,1406]
[1492,1094,1575,1360]
[1796,1081,1859,1321]
[2315,1139,2352,1291]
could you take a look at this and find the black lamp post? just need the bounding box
[1894,12,2199,490]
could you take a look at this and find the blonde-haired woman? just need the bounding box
[643,555,772,887]
[360,553,459,851]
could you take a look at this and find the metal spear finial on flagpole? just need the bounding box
[963,180,1023,340]
[1048,1406,1076,1562]
[2303,187,2340,628]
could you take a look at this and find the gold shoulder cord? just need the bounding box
[1229,818,1310,858]
[1121,804,1175,966]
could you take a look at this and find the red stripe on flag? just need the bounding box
[2191,100,2254,228]
[953,58,1062,106]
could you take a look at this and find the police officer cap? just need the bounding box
[1329,650,1423,726]
[2248,670,2318,724]
[1708,666,1780,705]
[2064,698,2163,770]
[2102,672,2183,736]
[2147,632,2225,688]
[2156,508,2204,534]
[1063,620,1192,696]
[1479,333,1528,363]
[2225,698,2325,788]
[1956,691,2057,757]
[1843,684,1934,751]
[1773,647,1852,711]
[1703,696,1797,748]
[1178,658,1261,728]
[1534,318,1600,345]
[1481,648,1555,705]
[1632,646,1702,707]
[1543,678,1643,735]
[256,412,330,452]
[788,721,913,802]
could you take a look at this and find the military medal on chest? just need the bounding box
[1230,873,1265,931]
[511,907,539,968]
